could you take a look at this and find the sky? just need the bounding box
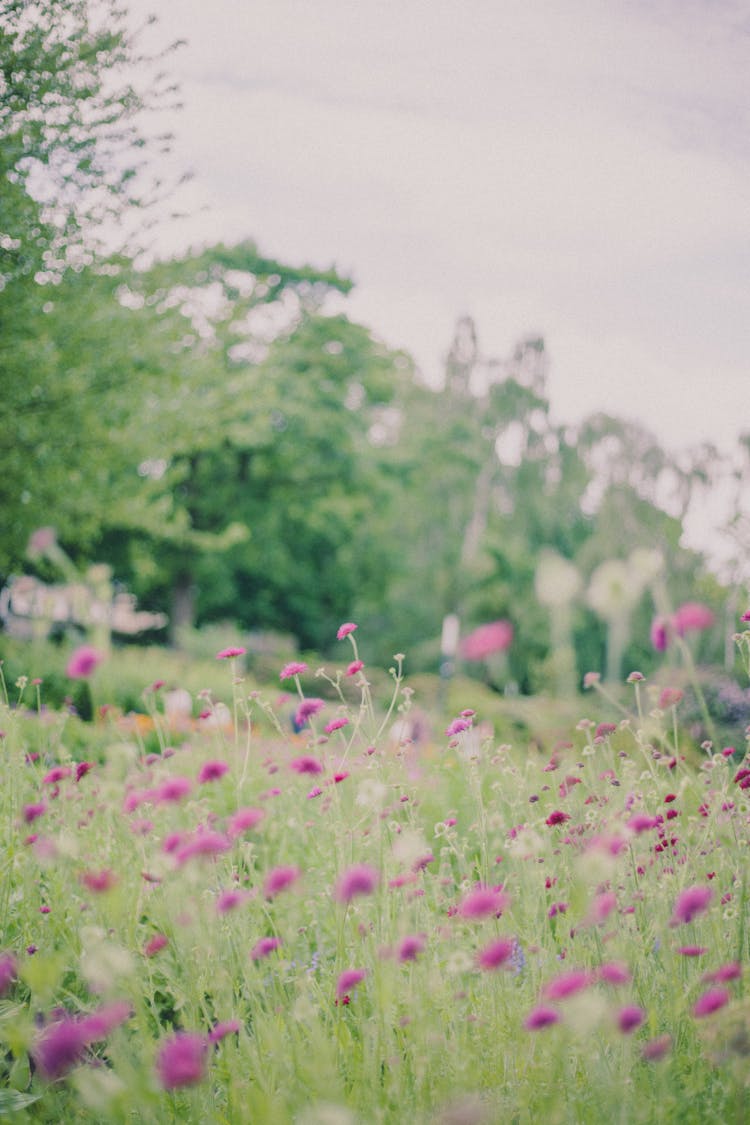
[124,0,750,468]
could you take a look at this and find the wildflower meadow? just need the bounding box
[1,620,749,1125]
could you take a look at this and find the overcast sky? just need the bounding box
[125,0,750,462]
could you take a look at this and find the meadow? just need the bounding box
[1,622,749,1125]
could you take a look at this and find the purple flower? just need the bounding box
[280,661,309,680]
[524,1005,560,1031]
[670,884,713,926]
[198,760,229,784]
[250,936,282,960]
[617,1005,646,1034]
[156,1032,208,1089]
[336,968,366,999]
[477,938,514,971]
[66,645,104,679]
[334,864,380,904]
[227,807,265,837]
[397,934,426,962]
[693,988,730,1018]
[264,865,300,898]
[23,802,47,823]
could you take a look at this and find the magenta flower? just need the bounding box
[290,756,323,775]
[588,892,617,924]
[658,687,683,710]
[280,661,309,680]
[617,1005,646,1034]
[524,1005,560,1031]
[208,1020,241,1042]
[198,759,229,784]
[75,761,92,782]
[693,988,730,1018]
[156,1032,208,1089]
[174,831,231,866]
[457,885,509,920]
[0,953,17,995]
[155,776,192,803]
[66,645,104,679]
[294,698,325,726]
[627,813,661,834]
[33,1018,89,1079]
[23,801,47,823]
[670,884,713,926]
[250,936,282,960]
[77,1000,131,1041]
[335,863,380,904]
[477,938,514,971]
[336,968,366,999]
[216,646,246,660]
[42,766,71,784]
[144,934,169,957]
[543,969,593,1001]
[216,889,250,914]
[81,868,117,893]
[650,616,670,652]
[445,717,471,737]
[264,865,301,897]
[346,660,364,676]
[324,717,349,734]
[677,946,708,957]
[642,1034,672,1061]
[673,602,714,636]
[545,810,571,827]
[397,934,426,962]
[702,961,742,984]
[227,807,265,837]
[597,961,631,985]
[336,622,357,640]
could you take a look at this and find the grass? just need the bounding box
[0,627,748,1123]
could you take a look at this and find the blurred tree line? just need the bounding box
[2,0,749,691]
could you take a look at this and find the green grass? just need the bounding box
[0,632,748,1124]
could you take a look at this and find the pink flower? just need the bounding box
[670,884,713,926]
[66,645,104,679]
[0,953,17,995]
[524,1005,560,1031]
[264,865,300,898]
[198,759,229,784]
[324,717,349,734]
[33,1017,88,1079]
[627,813,661,834]
[650,616,670,652]
[174,831,231,866]
[251,936,282,960]
[543,969,593,1001]
[335,864,380,904]
[617,1005,646,1034]
[280,661,309,680]
[397,934,426,962]
[144,934,169,957]
[208,1020,241,1042]
[42,766,71,784]
[81,869,117,893]
[673,602,714,636]
[702,961,742,984]
[445,717,471,737]
[658,688,683,710]
[75,761,92,782]
[346,660,364,676]
[227,807,265,837]
[23,802,47,823]
[597,962,631,985]
[156,1032,208,1089]
[336,968,366,999]
[545,810,571,827]
[216,646,246,659]
[27,526,57,556]
[290,756,323,775]
[155,776,192,803]
[216,889,249,914]
[77,1001,131,1041]
[642,1034,672,1061]
[294,698,325,726]
[477,939,514,970]
[693,988,730,1018]
[588,892,617,925]
[677,946,707,957]
[336,622,358,640]
[457,885,509,920]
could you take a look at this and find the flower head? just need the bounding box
[457,885,509,920]
[290,756,323,775]
[156,1032,208,1089]
[264,865,301,898]
[66,645,104,679]
[336,968,366,999]
[251,936,282,960]
[198,759,230,784]
[280,661,308,680]
[543,969,593,1001]
[216,646,246,660]
[670,884,713,926]
[693,988,730,1018]
[336,622,358,640]
[397,934,426,962]
[335,863,380,904]
[477,938,514,971]
[208,1020,241,1043]
[617,1005,646,1034]
[524,1005,560,1031]
[0,953,17,995]
[227,807,265,837]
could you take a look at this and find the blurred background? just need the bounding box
[2,0,749,715]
